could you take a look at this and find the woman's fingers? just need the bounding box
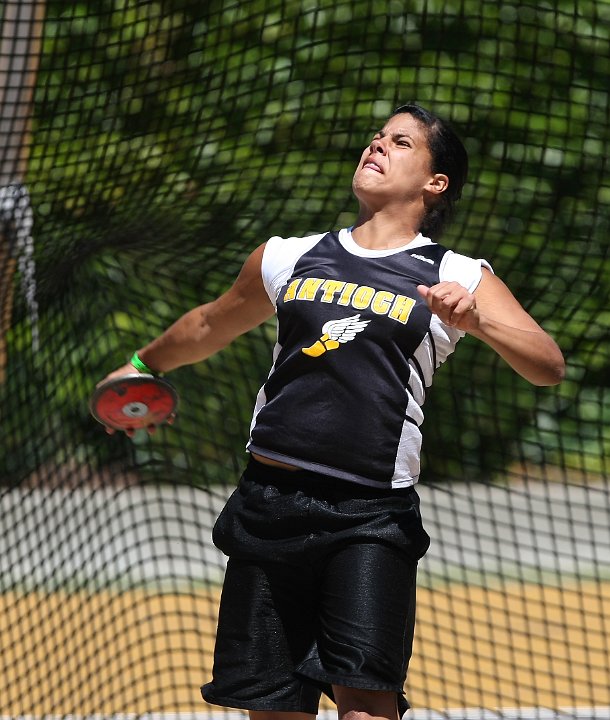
[418,282,478,329]
[103,414,175,437]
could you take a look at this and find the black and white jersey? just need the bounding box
[247,228,492,489]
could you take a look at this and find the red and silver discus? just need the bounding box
[90,373,178,431]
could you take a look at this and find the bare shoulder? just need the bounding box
[474,267,544,332]
[235,242,266,280]
[229,242,269,300]
[212,242,274,328]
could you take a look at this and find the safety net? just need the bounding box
[1,0,609,717]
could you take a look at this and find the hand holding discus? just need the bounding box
[90,354,178,437]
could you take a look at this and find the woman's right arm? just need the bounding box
[105,243,275,381]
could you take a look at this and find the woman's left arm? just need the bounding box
[417,268,565,386]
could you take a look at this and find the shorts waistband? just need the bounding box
[245,455,418,500]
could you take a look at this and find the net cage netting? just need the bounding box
[1,0,609,717]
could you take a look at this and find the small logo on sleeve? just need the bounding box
[302,314,370,357]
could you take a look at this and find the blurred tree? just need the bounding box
[1,0,608,483]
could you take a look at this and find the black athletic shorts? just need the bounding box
[201,457,430,716]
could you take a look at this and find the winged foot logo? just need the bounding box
[302,314,370,357]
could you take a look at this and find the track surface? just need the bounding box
[1,478,609,715]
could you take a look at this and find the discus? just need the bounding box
[90,373,178,431]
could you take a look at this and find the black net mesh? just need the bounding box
[1,0,609,717]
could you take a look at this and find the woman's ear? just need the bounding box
[425,173,449,195]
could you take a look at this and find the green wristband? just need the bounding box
[130,351,157,375]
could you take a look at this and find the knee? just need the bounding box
[341,711,384,720]
[333,686,398,720]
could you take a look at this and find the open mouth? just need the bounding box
[363,161,382,173]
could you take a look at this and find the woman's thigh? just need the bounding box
[203,556,322,713]
[317,542,418,686]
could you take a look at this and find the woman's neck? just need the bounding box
[351,213,421,250]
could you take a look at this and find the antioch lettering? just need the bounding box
[283,277,416,325]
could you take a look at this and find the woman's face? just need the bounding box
[352,113,447,211]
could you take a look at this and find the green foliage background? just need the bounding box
[2,0,609,484]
